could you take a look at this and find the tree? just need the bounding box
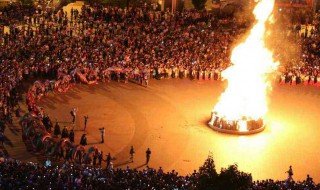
[217,164,252,190]
[198,153,218,189]
[198,154,252,190]
[192,0,207,10]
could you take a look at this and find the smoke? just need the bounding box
[230,2,304,70]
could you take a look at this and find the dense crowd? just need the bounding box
[275,11,320,86]
[1,3,320,124]
[0,155,319,189]
[0,158,200,189]
[0,2,247,123]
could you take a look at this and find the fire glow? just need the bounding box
[212,0,279,126]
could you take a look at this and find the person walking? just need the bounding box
[146,148,151,164]
[286,165,294,182]
[130,146,135,162]
[84,115,88,130]
[99,127,105,143]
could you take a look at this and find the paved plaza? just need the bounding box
[5,79,320,182]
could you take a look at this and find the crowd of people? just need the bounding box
[0,155,318,189]
[0,1,245,128]
[275,10,320,86]
[1,0,320,189]
[1,2,320,127]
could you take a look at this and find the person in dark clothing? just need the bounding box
[84,115,88,130]
[46,118,53,133]
[69,129,75,143]
[80,134,87,146]
[59,148,65,160]
[99,127,105,143]
[54,122,61,137]
[130,146,135,162]
[61,126,69,138]
[146,148,151,164]
[92,149,99,166]
[106,153,111,168]
[42,115,50,130]
[93,153,98,166]
[286,165,294,182]
[98,151,103,167]
[65,148,72,162]
[77,150,83,164]
[15,106,21,117]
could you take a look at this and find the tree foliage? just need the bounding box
[217,164,252,189]
[198,153,218,189]
[198,154,252,189]
[192,0,207,10]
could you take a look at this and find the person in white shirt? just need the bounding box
[45,158,51,167]
[70,107,77,124]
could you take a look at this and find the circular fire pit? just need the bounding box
[208,111,266,135]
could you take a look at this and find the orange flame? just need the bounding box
[213,0,279,122]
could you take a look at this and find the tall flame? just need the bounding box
[213,0,278,121]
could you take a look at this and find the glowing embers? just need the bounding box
[208,111,265,135]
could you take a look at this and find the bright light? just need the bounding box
[212,0,279,122]
[238,120,248,132]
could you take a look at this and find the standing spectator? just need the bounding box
[54,122,61,137]
[108,162,114,170]
[306,174,313,184]
[65,148,72,162]
[69,129,75,143]
[70,108,77,124]
[80,134,87,146]
[130,146,135,162]
[144,73,149,87]
[157,167,163,174]
[93,152,98,166]
[59,147,65,160]
[146,148,151,164]
[0,122,5,133]
[106,153,111,168]
[0,131,4,148]
[98,151,103,167]
[84,115,88,130]
[99,127,105,143]
[61,126,69,138]
[15,105,21,117]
